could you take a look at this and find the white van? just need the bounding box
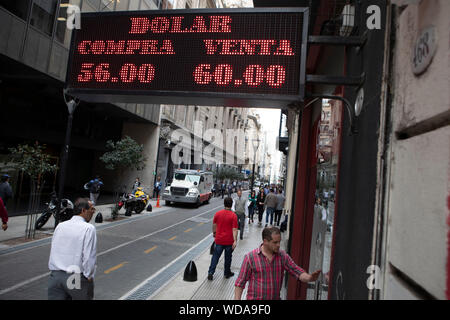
[162,170,213,207]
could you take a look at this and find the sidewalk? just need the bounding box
[146,217,289,301]
[0,198,168,249]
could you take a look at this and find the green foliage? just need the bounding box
[215,167,245,182]
[100,136,147,171]
[7,142,57,181]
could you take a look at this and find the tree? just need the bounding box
[100,136,147,219]
[7,142,58,238]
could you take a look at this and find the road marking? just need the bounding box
[184,228,193,233]
[0,203,222,296]
[169,236,177,241]
[104,262,128,274]
[198,222,204,226]
[144,246,157,254]
[119,233,213,300]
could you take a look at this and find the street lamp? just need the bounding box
[250,139,260,193]
[55,89,80,228]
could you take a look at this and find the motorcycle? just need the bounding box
[35,192,74,230]
[117,187,150,216]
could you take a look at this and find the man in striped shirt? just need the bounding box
[235,227,321,300]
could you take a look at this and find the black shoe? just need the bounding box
[225,272,234,279]
[207,274,213,280]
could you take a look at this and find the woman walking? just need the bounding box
[256,188,266,227]
[248,190,257,224]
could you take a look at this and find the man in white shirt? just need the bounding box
[48,198,97,300]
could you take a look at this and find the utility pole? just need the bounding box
[55,90,79,228]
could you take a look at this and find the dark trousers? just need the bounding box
[208,244,233,276]
[48,271,94,300]
[257,205,264,223]
[236,212,245,239]
[248,205,255,221]
[274,210,283,226]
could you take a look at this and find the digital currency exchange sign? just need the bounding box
[65,8,309,108]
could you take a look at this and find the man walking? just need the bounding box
[85,176,103,206]
[274,189,285,226]
[207,197,238,280]
[48,198,97,300]
[0,174,13,207]
[235,227,321,300]
[264,189,278,227]
[232,189,249,240]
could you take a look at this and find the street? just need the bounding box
[0,197,225,300]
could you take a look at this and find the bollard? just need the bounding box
[95,212,103,223]
[183,260,197,282]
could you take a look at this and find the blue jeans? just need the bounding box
[208,243,233,276]
[265,207,275,225]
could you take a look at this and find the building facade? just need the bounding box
[0,0,170,212]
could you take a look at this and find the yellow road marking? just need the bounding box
[144,246,158,254]
[184,228,193,233]
[104,262,127,274]
[169,236,177,241]
[197,223,204,226]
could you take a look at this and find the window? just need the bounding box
[30,0,58,36]
[0,0,30,20]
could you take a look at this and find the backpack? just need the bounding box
[89,180,101,193]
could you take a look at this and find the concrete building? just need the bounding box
[259,0,449,300]
[154,0,261,187]
[0,0,171,212]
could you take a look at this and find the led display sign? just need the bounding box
[65,8,309,108]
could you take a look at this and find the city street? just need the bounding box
[0,197,225,300]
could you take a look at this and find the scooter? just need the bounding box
[35,192,74,230]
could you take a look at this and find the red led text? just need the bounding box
[129,15,232,34]
[193,64,286,88]
[78,40,175,55]
[203,39,295,56]
[77,63,155,84]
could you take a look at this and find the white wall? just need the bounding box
[383,0,450,299]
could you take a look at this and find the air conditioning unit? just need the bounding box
[340,4,355,37]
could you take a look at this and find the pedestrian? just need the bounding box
[0,174,13,207]
[232,189,249,240]
[221,181,226,199]
[207,197,238,281]
[228,183,233,198]
[132,177,141,193]
[153,176,162,199]
[0,197,8,231]
[248,190,257,224]
[48,198,97,300]
[234,227,321,300]
[256,188,266,226]
[85,175,103,206]
[264,189,278,227]
[274,189,285,226]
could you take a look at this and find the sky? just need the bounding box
[253,108,282,181]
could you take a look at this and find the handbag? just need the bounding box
[210,241,216,255]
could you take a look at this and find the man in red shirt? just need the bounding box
[235,227,321,300]
[207,197,238,281]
